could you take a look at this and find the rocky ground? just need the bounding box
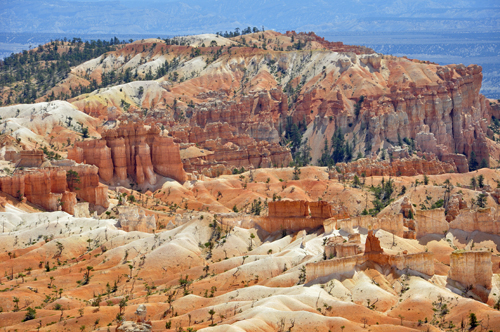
[1,167,500,331]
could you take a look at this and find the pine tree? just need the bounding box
[318,138,331,166]
[469,151,479,171]
[480,158,488,169]
[331,128,345,163]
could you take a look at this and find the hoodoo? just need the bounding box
[68,122,187,185]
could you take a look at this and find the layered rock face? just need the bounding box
[336,155,457,177]
[67,140,114,182]
[325,242,362,258]
[446,193,468,222]
[188,88,288,131]
[0,164,108,213]
[414,209,449,237]
[448,251,492,289]
[306,230,434,282]
[361,64,491,162]
[449,208,500,235]
[302,56,494,167]
[55,165,109,209]
[268,200,309,218]
[4,150,44,168]
[267,200,335,219]
[336,214,404,238]
[182,138,291,174]
[173,89,292,174]
[257,200,336,232]
[309,201,334,218]
[68,122,187,184]
[305,252,435,282]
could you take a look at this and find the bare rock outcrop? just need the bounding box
[325,235,362,258]
[448,250,492,289]
[285,31,374,54]
[116,304,152,332]
[365,230,384,254]
[337,214,404,237]
[0,164,108,213]
[336,155,457,178]
[117,206,156,233]
[268,200,309,218]
[258,200,337,232]
[449,208,500,235]
[4,150,44,168]
[445,193,468,222]
[414,209,449,237]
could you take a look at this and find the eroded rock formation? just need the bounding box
[449,208,500,235]
[446,193,468,222]
[0,164,107,213]
[170,88,293,174]
[414,209,449,237]
[68,122,187,184]
[4,150,44,168]
[258,200,337,233]
[365,230,384,254]
[334,214,404,238]
[336,155,458,177]
[325,235,362,259]
[448,251,492,289]
[307,230,434,282]
[268,200,309,218]
[117,206,156,233]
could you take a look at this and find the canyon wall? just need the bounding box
[448,251,492,289]
[304,57,493,167]
[365,252,435,276]
[54,165,109,208]
[172,88,292,173]
[309,201,334,219]
[182,140,291,173]
[362,64,490,162]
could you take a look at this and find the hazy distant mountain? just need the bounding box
[1,0,499,35]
